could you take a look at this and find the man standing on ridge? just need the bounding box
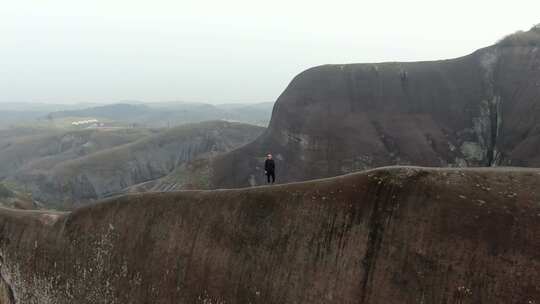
[264,153,276,184]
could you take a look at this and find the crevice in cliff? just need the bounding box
[486,96,503,166]
[0,275,15,304]
[359,170,430,303]
[0,255,16,304]
[479,49,503,167]
[359,175,399,304]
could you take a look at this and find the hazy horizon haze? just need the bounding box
[1,0,539,104]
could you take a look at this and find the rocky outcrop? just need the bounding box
[0,167,539,303]
[194,26,540,188]
[11,121,263,208]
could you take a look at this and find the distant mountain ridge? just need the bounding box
[45,102,274,128]
[48,103,150,120]
[0,101,274,129]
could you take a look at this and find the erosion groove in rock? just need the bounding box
[0,166,539,303]
[0,255,15,304]
[0,276,15,304]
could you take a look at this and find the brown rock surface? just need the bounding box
[1,166,539,303]
[200,26,540,188]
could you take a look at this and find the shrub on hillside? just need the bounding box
[0,183,14,198]
[498,24,540,47]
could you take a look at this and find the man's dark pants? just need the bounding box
[266,171,275,183]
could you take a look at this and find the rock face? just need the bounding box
[10,121,263,208]
[1,167,539,303]
[202,26,540,188]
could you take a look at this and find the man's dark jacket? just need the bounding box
[265,159,275,173]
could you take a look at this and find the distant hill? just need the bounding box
[47,103,151,121]
[0,101,273,130]
[4,121,263,208]
[45,101,274,128]
[0,102,100,129]
[0,128,155,180]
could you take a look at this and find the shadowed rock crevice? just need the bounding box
[360,177,398,303]
[359,170,429,303]
[487,97,503,166]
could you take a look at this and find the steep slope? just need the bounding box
[124,157,215,192]
[0,167,539,303]
[194,26,540,188]
[11,121,263,208]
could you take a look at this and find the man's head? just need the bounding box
[267,153,272,160]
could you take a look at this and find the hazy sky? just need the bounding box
[1,0,539,104]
